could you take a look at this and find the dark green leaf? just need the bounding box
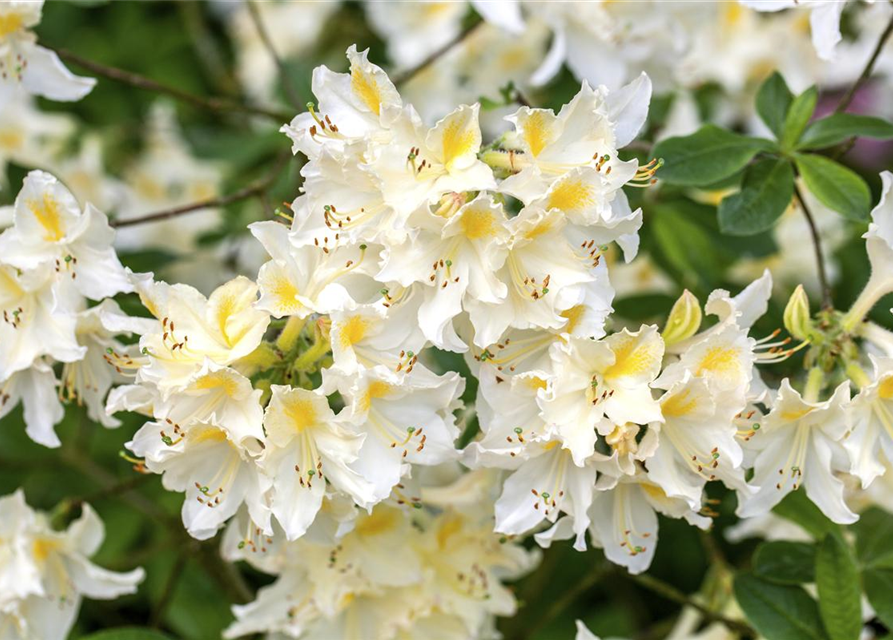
[756,72,794,139]
[652,125,775,186]
[795,154,872,222]
[815,534,862,640]
[864,569,893,629]
[854,508,893,570]
[773,490,840,539]
[734,573,829,640]
[718,157,794,235]
[799,114,893,150]
[754,541,816,585]
[80,629,174,640]
[781,86,818,150]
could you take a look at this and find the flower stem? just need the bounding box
[794,185,832,310]
[804,367,825,402]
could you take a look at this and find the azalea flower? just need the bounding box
[0,170,132,300]
[260,384,375,540]
[844,355,893,488]
[741,0,846,61]
[0,490,144,640]
[0,0,95,105]
[738,378,857,524]
[0,360,63,447]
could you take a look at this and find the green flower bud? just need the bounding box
[783,284,814,341]
[662,290,702,346]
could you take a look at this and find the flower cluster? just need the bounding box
[0,170,140,446]
[0,490,144,640]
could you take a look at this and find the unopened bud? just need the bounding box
[783,285,813,341]
[662,290,702,346]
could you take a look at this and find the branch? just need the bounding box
[111,151,292,228]
[835,8,893,114]
[393,19,484,86]
[55,48,292,123]
[631,573,757,638]
[794,185,833,310]
[518,562,611,639]
[245,0,302,108]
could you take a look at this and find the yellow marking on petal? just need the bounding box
[441,116,477,169]
[0,130,23,151]
[560,305,585,334]
[27,194,65,242]
[190,426,230,444]
[361,380,392,412]
[215,295,237,346]
[436,513,465,548]
[351,66,383,116]
[354,506,401,537]
[523,376,548,392]
[722,3,745,29]
[781,408,812,422]
[193,371,240,396]
[459,206,496,240]
[31,539,56,563]
[605,334,661,380]
[696,346,741,378]
[338,315,369,350]
[878,377,893,400]
[0,13,24,38]
[641,482,668,501]
[523,111,550,157]
[547,178,594,213]
[541,440,560,451]
[284,398,318,433]
[269,274,299,310]
[661,388,698,418]
[523,218,553,241]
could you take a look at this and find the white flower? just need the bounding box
[740,0,845,60]
[844,355,893,489]
[0,94,74,177]
[135,276,270,393]
[542,326,664,466]
[585,471,710,574]
[0,170,132,300]
[738,379,857,524]
[325,364,464,501]
[260,384,375,540]
[252,215,377,320]
[377,195,511,351]
[365,102,496,219]
[647,373,747,510]
[282,45,401,161]
[127,421,271,540]
[0,1,95,105]
[0,360,63,447]
[0,490,144,640]
[0,262,84,381]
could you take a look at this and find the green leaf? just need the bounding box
[781,86,818,150]
[773,490,840,539]
[794,154,872,222]
[734,573,829,640]
[799,114,893,149]
[652,125,775,186]
[80,629,174,640]
[754,541,816,585]
[854,508,893,570]
[815,534,862,640]
[756,72,794,139]
[718,157,794,235]
[864,569,893,629]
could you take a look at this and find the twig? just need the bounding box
[112,151,291,228]
[835,8,893,114]
[518,562,610,639]
[794,185,833,310]
[54,48,292,123]
[245,0,302,108]
[178,2,240,97]
[393,20,484,86]
[631,573,756,638]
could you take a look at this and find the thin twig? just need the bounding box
[112,151,291,228]
[631,573,756,638]
[518,562,610,639]
[245,0,302,108]
[835,8,893,114]
[393,19,484,86]
[794,184,833,310]
[55,48,292,123]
